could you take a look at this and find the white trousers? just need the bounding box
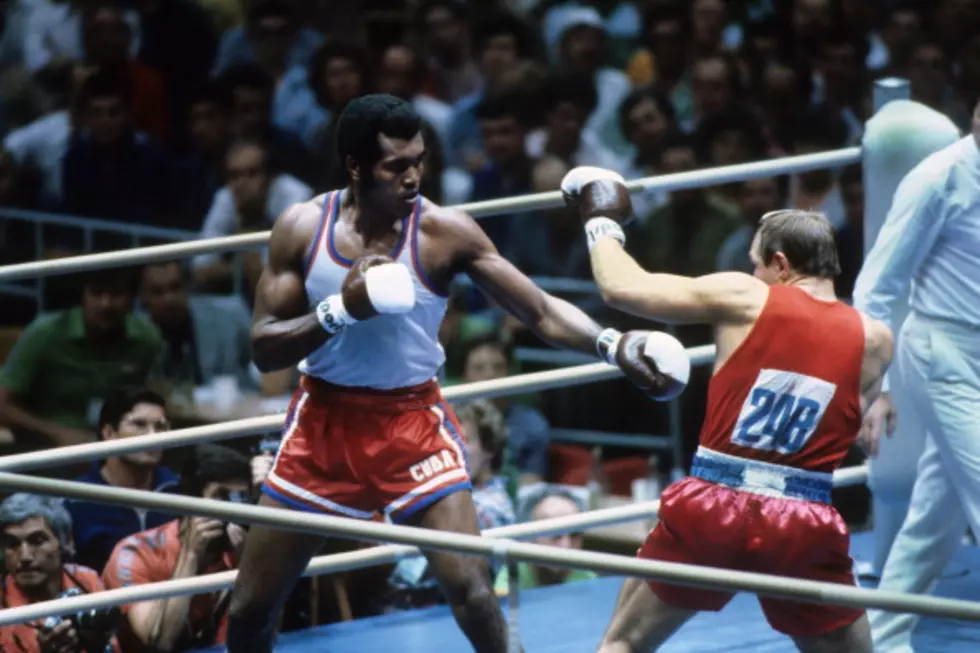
[869,313,980,652]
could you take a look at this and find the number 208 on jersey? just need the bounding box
[730,369,837,455]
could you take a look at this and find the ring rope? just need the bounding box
[0,471,977,626]
[0,148,860,283]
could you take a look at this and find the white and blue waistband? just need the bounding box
[690,447,834,503]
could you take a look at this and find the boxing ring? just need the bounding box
[0,77,978,651]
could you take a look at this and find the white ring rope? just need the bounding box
[0,346,717,472]
[0,470,976,625]
[0,148,860,282]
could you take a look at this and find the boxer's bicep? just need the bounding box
[253,205,313,325]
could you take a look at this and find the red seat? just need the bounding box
[602,457,653,497]
[547,443,593,486]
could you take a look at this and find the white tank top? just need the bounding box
[298,190,448,390]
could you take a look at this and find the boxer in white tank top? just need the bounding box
[227,94,690,653]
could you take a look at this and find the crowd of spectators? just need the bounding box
[0,0,977,650]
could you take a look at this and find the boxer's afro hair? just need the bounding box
[335,94,423,169]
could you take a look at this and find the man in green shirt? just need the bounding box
[0,269,163,449]
[495,488,597,593]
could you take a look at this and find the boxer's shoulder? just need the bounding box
[270,195,331,261]
[416,197,484,252]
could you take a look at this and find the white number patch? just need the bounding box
[730,369,837,455]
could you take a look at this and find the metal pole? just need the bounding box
[0,150,861,282]
[0,469,974,623]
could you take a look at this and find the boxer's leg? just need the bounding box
[407,490,511,653]
[227,494,326,653]
[597,580,695,652]
[792,615,872,653]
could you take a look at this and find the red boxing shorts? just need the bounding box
[638,467,862,637]
[263,376,471,523]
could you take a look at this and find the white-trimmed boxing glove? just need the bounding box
[598,329,690,402]
[316,257,416,335]
[560,166,634,249]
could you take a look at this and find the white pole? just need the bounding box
[0,346,717,472]
[0,468,975,624]
[0,151,859,282]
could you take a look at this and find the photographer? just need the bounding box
[102,444,251,653]
[0,494,121,653]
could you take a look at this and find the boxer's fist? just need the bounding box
[560,166,633,225]
[317,255,416,334]
[612,331,690,402]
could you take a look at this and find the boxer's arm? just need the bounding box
[588,237,765,324]
[859,318,895,416]
[250,204,330,372]
[454,213,603,355]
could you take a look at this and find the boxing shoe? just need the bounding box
[317,255,416,334]
[597,329,690,402]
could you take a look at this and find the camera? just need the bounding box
[42,588,123,653]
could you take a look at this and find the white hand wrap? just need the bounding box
[643,332,691,401]
[595,328,622,366]
[560,166,627,196]
[316,294,355,335]
[364,263,416,315]
[585,217,626,251]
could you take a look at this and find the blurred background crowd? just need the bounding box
[0,0,977,650]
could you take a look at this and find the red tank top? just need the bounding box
[698,285,864,472]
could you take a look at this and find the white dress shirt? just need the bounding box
[854,135,980,336]
[192,174,312,269]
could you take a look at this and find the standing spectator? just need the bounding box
[494,487,596,592]
[67,388,178,573]
[0,268,162,449]
[211,0,322,77]
[854,113,980,653]
[0,494,121,653]
[461,334,550,487]
[191,139,311,294]
[103,444,252,653]
[139,261,256,390]
[61,70,174,231]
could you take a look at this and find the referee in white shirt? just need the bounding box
[854,100,980,652]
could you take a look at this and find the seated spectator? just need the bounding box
[192,139,311,294]
[24,0,141,74]
[633,131,740,276]
[526,72,621,172]
[716,176,786,274]
[212,0,323,77]
[139,261,255,391]
[414,0,483,104]
[461,334,549,486]
[445,11,531,170]
[0,494,122,653]
[439,288,498,383]
[835,164,864,299]
[787,104,849,230]
[67,388,178,573]
[81,3,170,144]
[689,53,743,131]
[544,5,633,156]
[494,487,596,592]
[3,104,73,210]
[173,84,232,228]
[61,70,174,232]
[381,400,516,611]
[103,444,252,653]
[216,63,316,186]
[619,86,678,217]
[626,7,694,127]
[0,268,162,449]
